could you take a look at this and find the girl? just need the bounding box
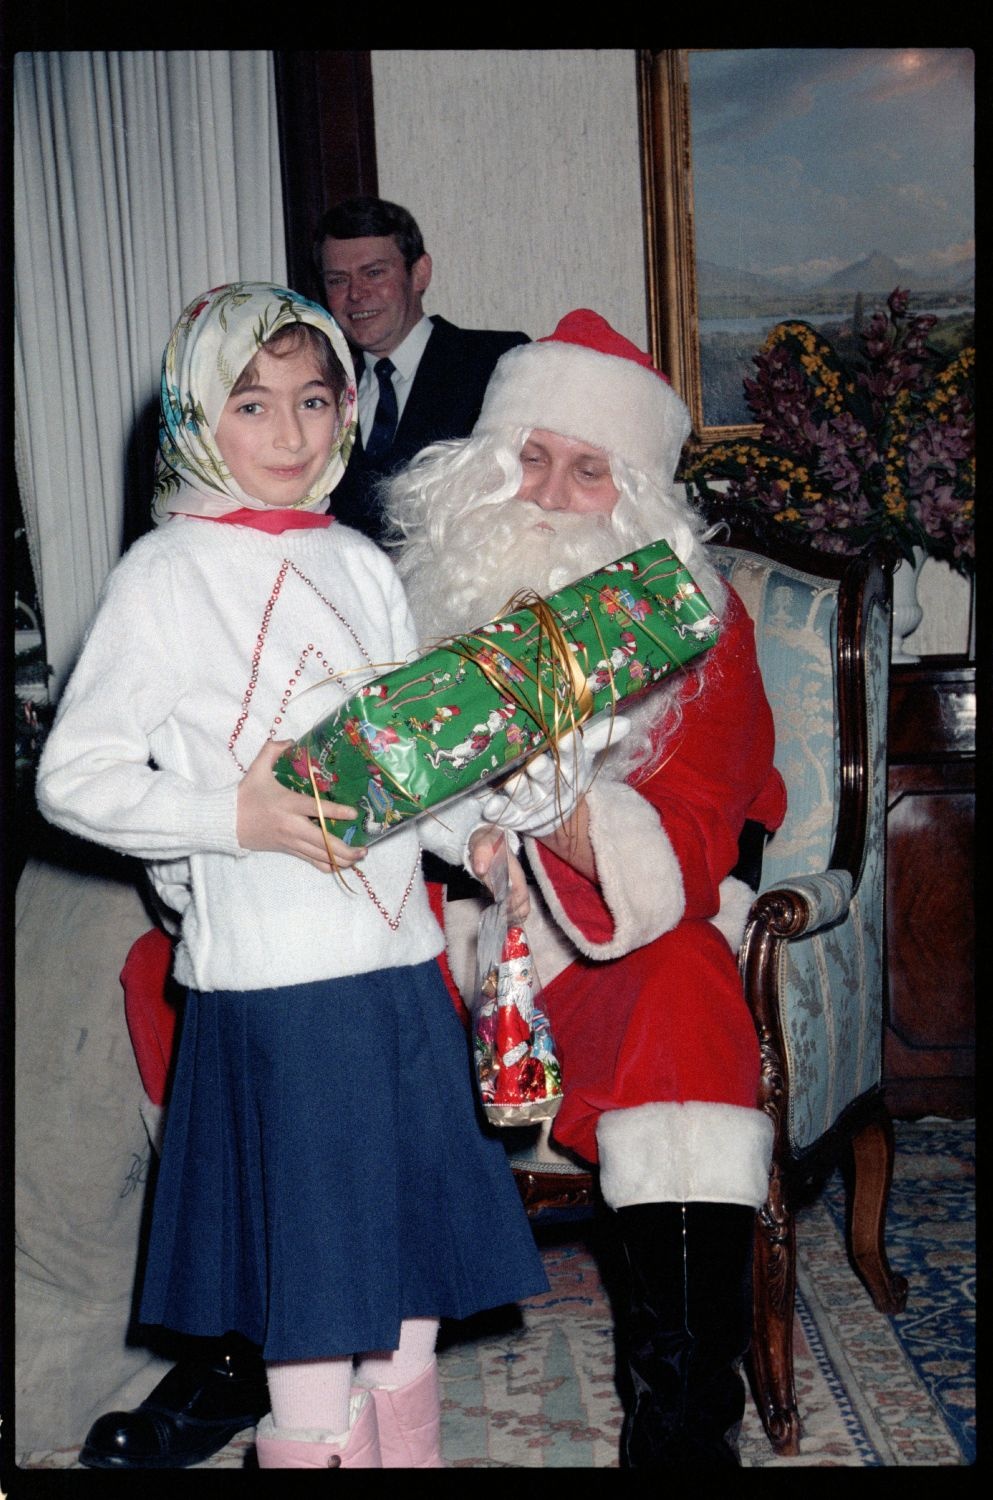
[37,283,547,1469]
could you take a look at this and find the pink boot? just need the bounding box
[254,1391,381,1468]
[365,1360,444,1468]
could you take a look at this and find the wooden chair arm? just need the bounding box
[746,870,853,942]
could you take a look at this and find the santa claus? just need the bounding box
[384,309,787,1469]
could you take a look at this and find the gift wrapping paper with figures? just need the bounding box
[272,539,721,847]
[472,836,563,1124]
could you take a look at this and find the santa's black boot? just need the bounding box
[78,1334,270,1469]
[614,1201,755,1469]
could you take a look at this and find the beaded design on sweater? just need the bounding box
[227,553,419,931]
[228,560,377,772]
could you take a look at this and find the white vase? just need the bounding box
[891,546,927,663]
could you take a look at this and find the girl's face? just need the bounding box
[214,345,339,507]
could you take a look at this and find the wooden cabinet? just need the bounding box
[884,656,975,1117]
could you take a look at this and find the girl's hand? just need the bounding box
[237,740,366,873]
[468,824,531,923]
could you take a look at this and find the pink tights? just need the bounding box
[266,1317,439,1434]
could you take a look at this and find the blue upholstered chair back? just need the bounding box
[712,546,891,1157]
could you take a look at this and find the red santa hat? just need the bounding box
[475,309,692,484]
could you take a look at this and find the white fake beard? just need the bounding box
[400,496,688,779]
[403,499,628,644]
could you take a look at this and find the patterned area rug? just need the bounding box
[817,1116,975,1465]
[434,1117,974,1468]
[14,1119,972,1472]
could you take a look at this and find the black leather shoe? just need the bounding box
[79,1338,270,1469]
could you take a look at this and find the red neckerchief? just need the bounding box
[195,508,335,533]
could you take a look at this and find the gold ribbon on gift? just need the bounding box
[305,749,354,889]
[282,538,722,867]
[454,590,594,741]
[450,589,620,829]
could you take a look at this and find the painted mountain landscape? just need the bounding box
[687,50,974,427]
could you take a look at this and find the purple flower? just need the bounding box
[862,312,893,359]
[690,289,974,575]
[904,314,939,355]
[887,288,911,319]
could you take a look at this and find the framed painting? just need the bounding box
[639,48,975,446]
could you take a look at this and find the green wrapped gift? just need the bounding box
[272,538,720,845]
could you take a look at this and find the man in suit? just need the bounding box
[315,197,529,543]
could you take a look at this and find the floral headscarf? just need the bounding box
[151,282,357,523]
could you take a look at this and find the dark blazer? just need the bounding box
[331,314,529,543]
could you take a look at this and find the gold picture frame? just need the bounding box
[639,47,975,451]
[639,48,759,448]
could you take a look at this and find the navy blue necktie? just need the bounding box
[364,358,398,460]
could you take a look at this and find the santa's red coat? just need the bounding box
[522,585,786,1169]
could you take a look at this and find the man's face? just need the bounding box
[516,429,620,519]
[319,235,432,357]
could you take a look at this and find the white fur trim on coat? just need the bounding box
[139,1095,166,1157]
[596,1100,774,1209]
[526,775,684,960]
[709,875,756,953]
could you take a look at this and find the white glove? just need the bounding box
[480,712,630,839]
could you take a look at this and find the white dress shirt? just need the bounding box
[357,315,434,441]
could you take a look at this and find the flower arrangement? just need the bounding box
[682,290,974,573]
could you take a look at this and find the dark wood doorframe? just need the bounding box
[273,51,378,302]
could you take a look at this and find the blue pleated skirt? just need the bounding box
[139,961,547,1360]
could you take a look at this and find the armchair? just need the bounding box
[509,531,907,1456]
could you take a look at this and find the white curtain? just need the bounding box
[14,51,287,696]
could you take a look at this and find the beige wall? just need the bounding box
[371,49,972,654]
[370,49,647,349]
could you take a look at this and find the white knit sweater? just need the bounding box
[37,518,481,993]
